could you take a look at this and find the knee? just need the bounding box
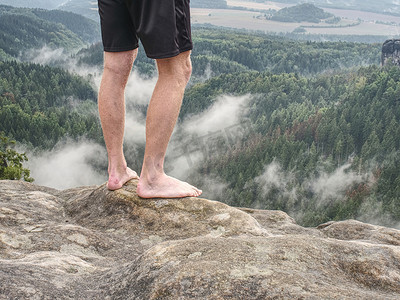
[157,52,192,85]
[103,49,137,79]
[174,57,192,86]
[173,62,191,88]
[182,58,192,84]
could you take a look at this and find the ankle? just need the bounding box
[108,162,128,175]
[140,156,166,184]
[139,170,165,185]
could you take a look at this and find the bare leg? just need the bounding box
[137,51,202,198]
[98,50,139,190]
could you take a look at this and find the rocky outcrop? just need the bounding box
[1,179,400,299]
[382,39,400,66]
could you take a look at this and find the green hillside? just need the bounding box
[76,28,381,79]
[0,5,99,58]
[30,9,100,44]
[184,64,400,227]
[57,0,99,21]
[0,60,101,149]
[271,3,333,23]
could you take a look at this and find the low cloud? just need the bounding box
[192,63,213,84]
[25,47,66,65]
[255,160,292,193]
[22,46,100,75]
[254,160,297,204]
[182,94,251,136]
[124,110,146,144]
[310,163,362,205]
[188,174,229,202]
[24,140,107,190]
[165,150,204,179]
[255,160,364,210]
[164,94,254,180]
[125,72,157,106]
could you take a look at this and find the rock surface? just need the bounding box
[382,39,400,66]
[1,179,400,299]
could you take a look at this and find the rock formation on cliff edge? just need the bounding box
[382,39,400,66]
[1,179,400,299]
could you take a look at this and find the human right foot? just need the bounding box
[107,167,139,191]
[136,173,202,198]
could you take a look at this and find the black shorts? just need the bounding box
[98,0,193,59]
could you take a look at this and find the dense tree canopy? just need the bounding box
[0,60,101,149]
[186,65,400,227]
[0,4,99,59]
[77,28,381,78]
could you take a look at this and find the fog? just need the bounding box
[255,160,364,207]
[24,139,107,190]
[165,94,251,198]
[22,48,247,199]
[254,160,297,203]
[18,44,399,228]
[309,163,363,206]
[21,48,368,211]
[23,46,102,80]
[181,95,251,136]
[25,92,248,196]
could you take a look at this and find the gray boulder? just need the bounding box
[1,179,400,299]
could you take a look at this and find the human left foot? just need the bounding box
[107,167,139,191]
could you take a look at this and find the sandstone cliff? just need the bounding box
[1,179,400,299]
[382,39,400,66]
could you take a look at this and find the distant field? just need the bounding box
[324,8,400,24]
[226,0,289,10]
[191,1,400,37]
[191,8,298,32]
[306,22,399,36]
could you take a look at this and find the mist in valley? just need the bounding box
[15,41,388,227]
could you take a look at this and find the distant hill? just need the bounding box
[30,9,100,43]
[191,0,227,9]
[0,0,99,21]
[271,0,400,16]
[0,5,100,58]
[0,0,65,9]
[57,0,99,21]
[271,3,333,23]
